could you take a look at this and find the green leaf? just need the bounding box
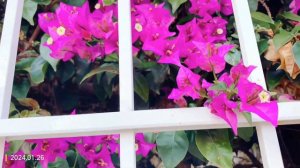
[104,53,118,62]
[144,132,157,143]
[12,78,31,99]
[57,61,75,83]
[134,72,149,102]
[187,131,207,162]
[22,0,38,25]
[103,0,115,6]
[15,57,35,72]
[293,41,300,66]
[168,0,187,14]
[40,34,59,71]
[242,112,252,125]
[248,0,258,12]
[258,39,269,55]
[29,57,49,84]
[48,158,69,168]
[266,70,285,90]
[273,29,294,50]
[32,0,51,5]
[282,12,300,22]
[196,130,233,168]
[60,0,86,6]
[66,150,86,168]
[251,12,274,25]
[8,140,24,155]
[156,131,189,168]
[209,82,227,91]
[225,49,242,66]
[238,127,254,142]
[80,64,118,84]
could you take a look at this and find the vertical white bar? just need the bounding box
[118,0,136,167]
[0,0,24,167]
[231,0,284,168]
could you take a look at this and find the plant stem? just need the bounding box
[72,151,79,168]
[259,0,272,18]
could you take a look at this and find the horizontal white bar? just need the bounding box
[0,101,298,140]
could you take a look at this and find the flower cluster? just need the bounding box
[38,0,118,61]
[131,0,278,134]
[4,133,155,168]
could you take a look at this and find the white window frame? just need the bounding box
[0,0,298,167]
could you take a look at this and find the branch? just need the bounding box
[259,0,272,18]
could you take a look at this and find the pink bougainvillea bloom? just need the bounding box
[176,66,201,99]
[131,0,150,5]
[77,136,103,158]
[3,151,26,168]
[168,88,187,107]
[38,13,59,34]
[89,10,115,39]
[94,0,118,18]
[136,3,174,29]
[220,0,233,16]
[237,79,278,127]
[46,35,78,61]
[290,0,300,14]
[135,133,156,157]
[230,63,255,83]
[192,42,234,73]
[177,19,202,58]
[147,39,181,66]
[210,93,238,135]
[99,135,120,153]
[30,138,69,168]
[87,145,115,168]
[104,25,119,55]
[189,0,220,17]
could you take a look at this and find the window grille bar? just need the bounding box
[118,0,136,167]
[0,0,24,167]
[232,0,284,167]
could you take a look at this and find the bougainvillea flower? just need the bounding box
[87,145,115,168]
[237,79,278,126]
[95,0,118,18]
[193,42,234,73]
[30,138,69,168]
[230,63,255,83]
[99,135,120,153]
[189,0,220,17]
[39,1,118,62]
[290,0,300,14]
[176,66,201,99]
[168,88,187,107]
[3,151,26,168]
[77,136,103,158]
[89,11,115,39]
[142,27,175,52]
[210,93,238,135]
[135,3,174,29]
[135,133,156,157]
[220,0,234,16]
[38,13,59,34]
[131,0,151,5]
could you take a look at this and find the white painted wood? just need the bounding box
[120,132,136,168]
[0,102,297,141]
[0,0,297,167]
[118,0,136,167]
[0,0,24,167]
[232,0,284,167]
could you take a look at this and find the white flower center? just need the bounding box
[135,23,143,32]
[46,37,53,45]
[259,91,270,103]
[216,28,224,35]
[95,3,101,9]
[56,26,66,36]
